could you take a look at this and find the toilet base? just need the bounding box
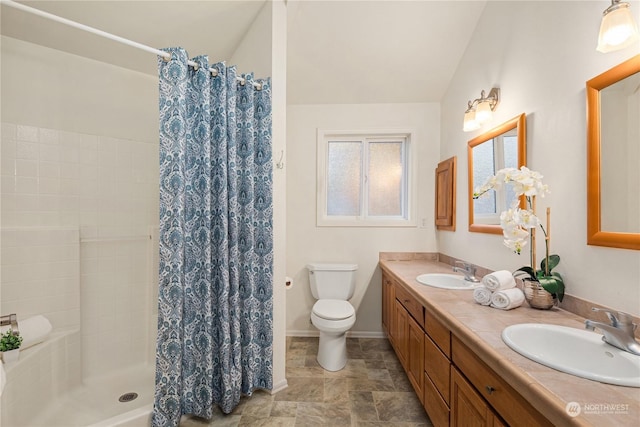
[317,332,348,371]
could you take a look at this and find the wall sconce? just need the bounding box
[463,88,500,132]
[597,0,639,53]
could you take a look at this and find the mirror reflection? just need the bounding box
[587,54,640,250]
[600,71,640,233]
[467,114,526,234]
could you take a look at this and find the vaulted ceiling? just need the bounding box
[1,0,486,104]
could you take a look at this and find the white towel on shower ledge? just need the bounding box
[482,270,516,292]
[490,288,525,310]
[0,315,52,351]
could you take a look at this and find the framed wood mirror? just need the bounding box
[467,114,527,234]
[587,55,640,250]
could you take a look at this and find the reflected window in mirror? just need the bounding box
[472,129,519,224]
[587,54,640,250]
[468,114,526,234]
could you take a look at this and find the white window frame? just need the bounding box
[474,133,517,225]
[316,129,417,227]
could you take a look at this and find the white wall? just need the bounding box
[438,1,640,315]
[286,103,439,335]
[0,37,157,143]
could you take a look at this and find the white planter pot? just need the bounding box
[2,349,20,364]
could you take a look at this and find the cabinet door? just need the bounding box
[393,299,408,367]
[382,273,394,339]
[407,314,424,400]
[450,366,492,427]
[435,156,456,231]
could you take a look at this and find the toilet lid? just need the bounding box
[312,300,355,320]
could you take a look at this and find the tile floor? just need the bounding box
[182,337,433,426]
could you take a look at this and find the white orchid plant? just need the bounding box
[474,166,565,302]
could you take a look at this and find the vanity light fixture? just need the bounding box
[597,0,639,53]
[463,88,500,132]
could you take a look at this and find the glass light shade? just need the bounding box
[463,110,480,132]
[597,4,639,53]
[475,100,493,124]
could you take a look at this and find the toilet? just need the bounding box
[307,263,358,371]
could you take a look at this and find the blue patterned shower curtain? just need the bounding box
[152,47,273,427]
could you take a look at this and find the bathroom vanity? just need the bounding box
[380,253,640,427]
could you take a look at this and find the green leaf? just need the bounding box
[515,266,537,281]
[540,254,560,273]
[538,275,565,303]
[551,272,565,302]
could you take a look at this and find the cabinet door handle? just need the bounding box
[485,385,495,394]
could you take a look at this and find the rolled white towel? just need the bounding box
[0,315,52,351]
[482,270,516,292]
[490,288,525,310]
[473,287,493,306]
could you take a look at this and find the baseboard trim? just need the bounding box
[286,330,386,339]
[270,379,288,394]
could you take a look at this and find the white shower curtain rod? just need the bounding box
[1,0,262,89]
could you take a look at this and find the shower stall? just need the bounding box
[0,122,161,425]
[0,1,287,425]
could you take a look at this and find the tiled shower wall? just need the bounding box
[1,122,159,377]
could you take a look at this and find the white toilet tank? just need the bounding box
[307,263,358,300]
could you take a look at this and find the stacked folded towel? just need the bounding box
[482,270,516,291]
[472,270,525,310]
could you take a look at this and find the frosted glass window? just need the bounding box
[368,142,403,216]
[473,133,519,221]
[473,139,496,215]
[317,130,413,226]
[503,135,518,209]
[327,142,361,216]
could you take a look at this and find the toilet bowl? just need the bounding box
[311,299,356,371]
[307,263,358,371]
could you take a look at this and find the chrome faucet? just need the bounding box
[452,261,480,283]
[585,308,640,356]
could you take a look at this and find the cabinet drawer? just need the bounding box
[424,371,449,427]
[452,336,553,427]
[425,311,450,357]
[395,284,424,328]
[425,334,450,405]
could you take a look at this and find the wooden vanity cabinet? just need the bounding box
[381,268,554,427]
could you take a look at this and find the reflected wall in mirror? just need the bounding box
[467,114,526,234]
[587,54,640,250]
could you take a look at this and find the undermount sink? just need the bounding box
[416,273,478,290]
[502,323,640,387]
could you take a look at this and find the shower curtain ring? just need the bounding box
[161,52,172,62]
